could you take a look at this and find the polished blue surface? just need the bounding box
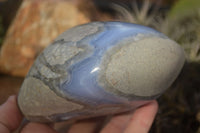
[60,22,165,106]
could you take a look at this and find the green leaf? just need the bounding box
[169,0,200,19]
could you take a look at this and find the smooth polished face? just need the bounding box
[18,22,185,122]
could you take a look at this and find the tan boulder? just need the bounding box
[0,0,112,77]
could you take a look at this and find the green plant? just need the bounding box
[112,0,200,62]
[112,0,162,28]
[162,0,200,62]
[168,0,200,19]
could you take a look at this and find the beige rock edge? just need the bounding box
[18,77,83,121]
[99,36,185,97]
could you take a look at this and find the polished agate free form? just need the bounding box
[18,22,185,122]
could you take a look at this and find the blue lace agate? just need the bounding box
[18,22,185,122]
[57,22,164,105]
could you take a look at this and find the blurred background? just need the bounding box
[0,0,199,132]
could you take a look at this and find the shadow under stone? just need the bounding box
[150,62,200,133]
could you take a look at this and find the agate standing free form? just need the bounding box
[18,22,185,122]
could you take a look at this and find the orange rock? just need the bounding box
[0,0,102,77]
